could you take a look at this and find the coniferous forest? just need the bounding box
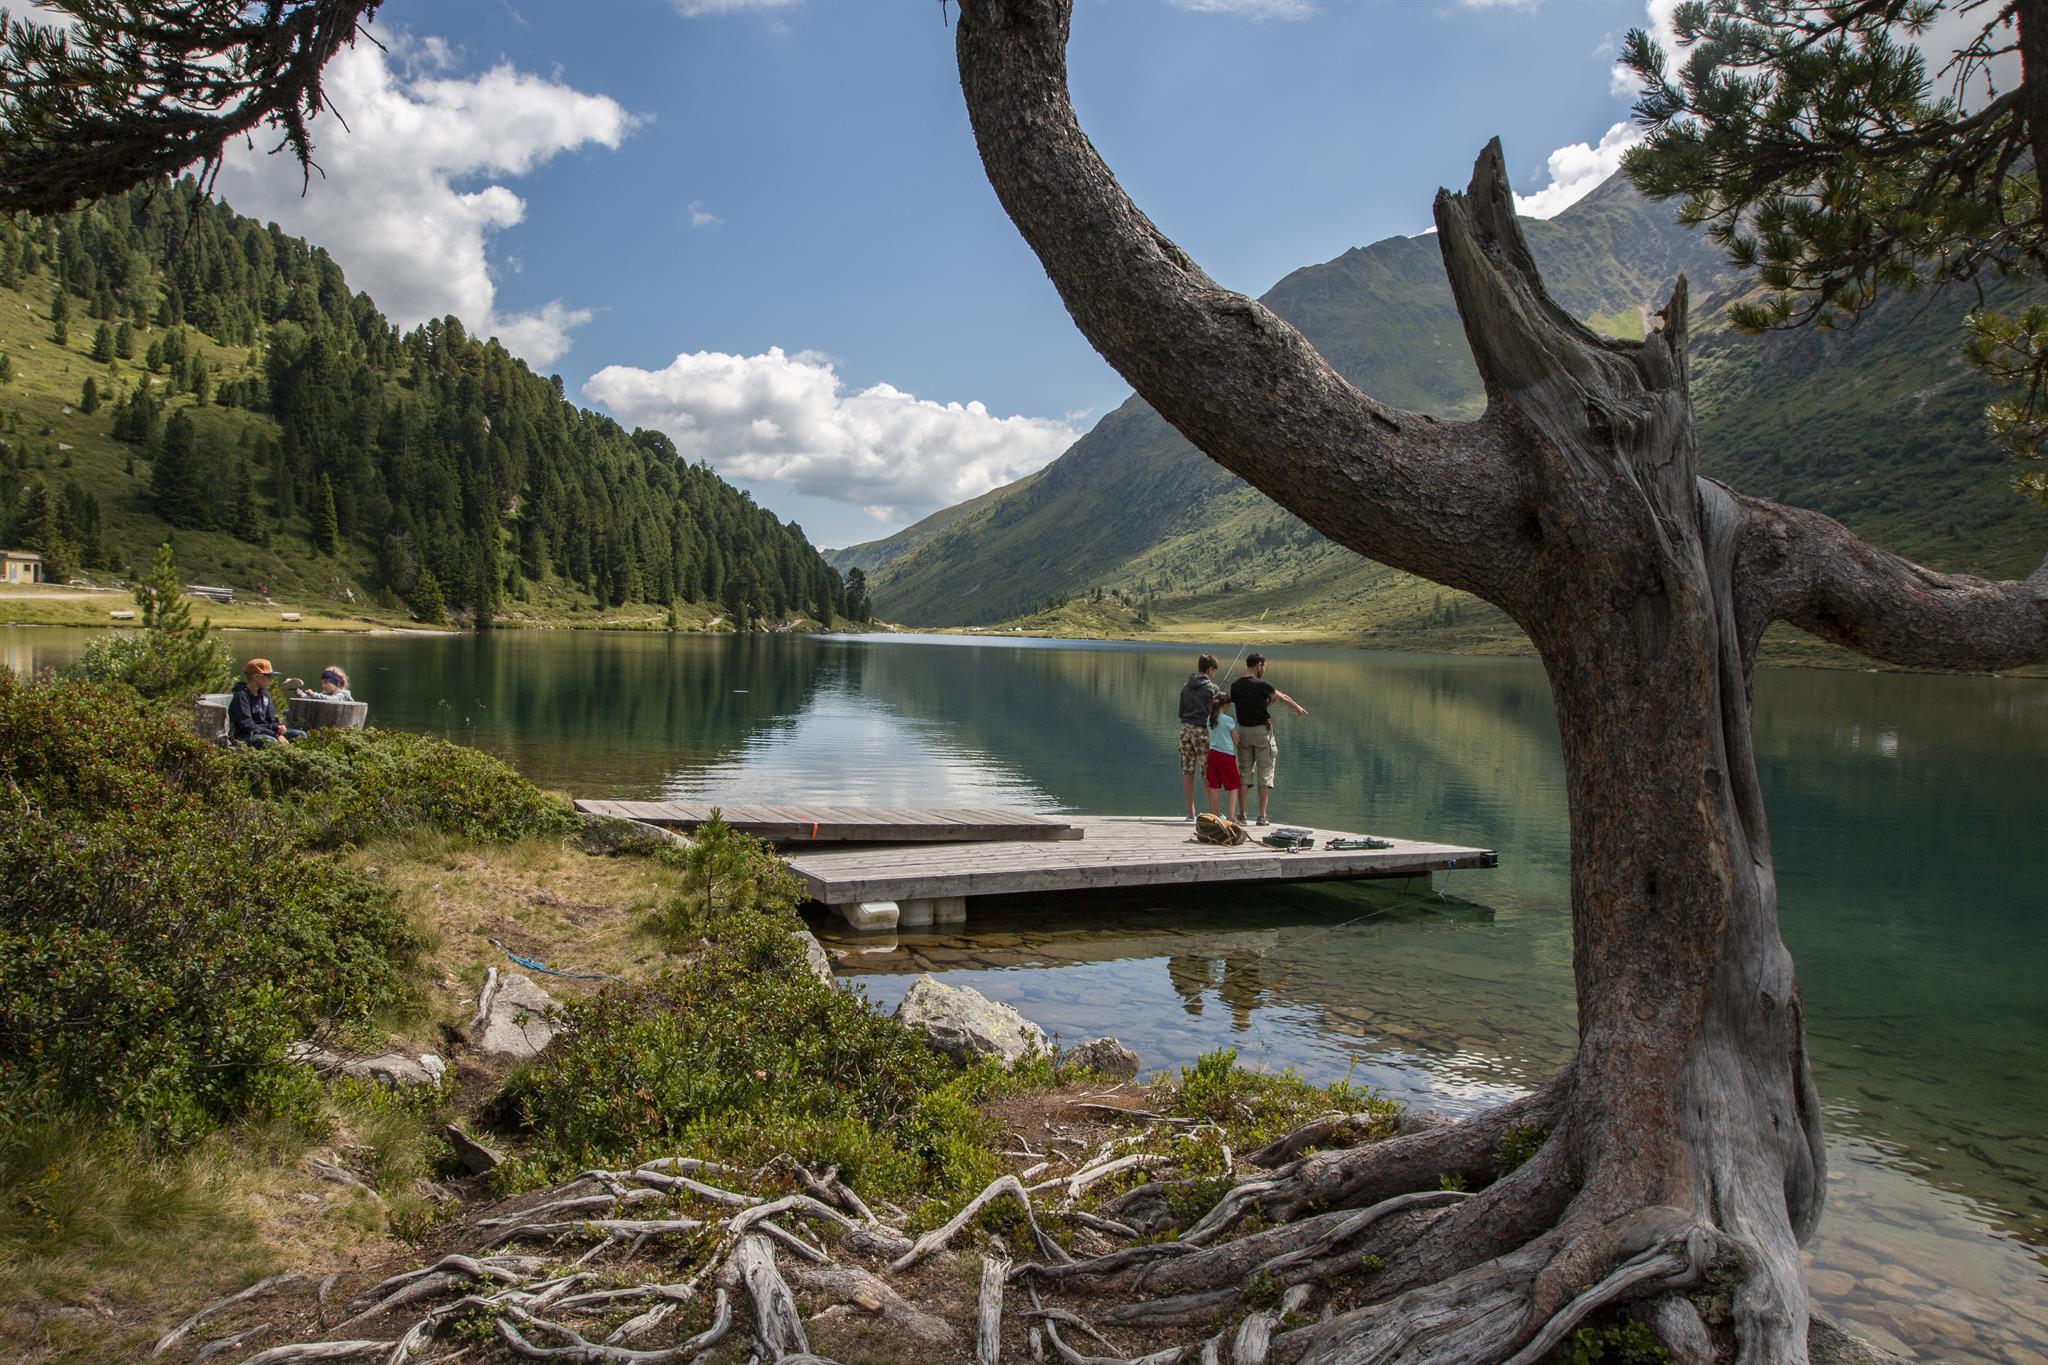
[0,180,853,630]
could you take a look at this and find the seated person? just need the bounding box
[296,666,353,702]
[230,658,306,747]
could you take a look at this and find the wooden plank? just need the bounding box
[786,814,1496,906]
[573,798,1081,844]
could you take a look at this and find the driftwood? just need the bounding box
[732,1233,810,1360]
[977,1251,1011,1365]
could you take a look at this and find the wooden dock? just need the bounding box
[784,816,1496,930]
[572,799,1081,843]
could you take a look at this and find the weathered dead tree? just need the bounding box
[953,2,2048,1360]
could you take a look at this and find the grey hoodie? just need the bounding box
[1178,672,1221,726]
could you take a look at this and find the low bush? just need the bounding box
[231,726,579,849]
[499,920,997,1206]
[1169,1048,1398,1149]
[0,672,422,1143]
[503,815,1003,1206]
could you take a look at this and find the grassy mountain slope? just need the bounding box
[835,174,2045,641]
[0,186,843,632]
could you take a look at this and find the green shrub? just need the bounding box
[1495,1122,1547,1176]
[500,920,993,1206]
[231,727,579,849]
[1170,1048,1399,1149]
[68,629,233,704]
[1559,1318,1670,1364]
[651,810,806,942]
[0,672,422,1143]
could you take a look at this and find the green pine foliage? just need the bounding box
[311,471,337,554]
[0,181,847,619]
[407,564,445,624]
[71,542,230,700]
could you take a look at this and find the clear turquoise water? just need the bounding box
[6,626,2043,1358]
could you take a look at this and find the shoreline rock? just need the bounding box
[894,975,1047,1064]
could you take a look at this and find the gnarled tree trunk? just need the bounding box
[954,2,2048,1359]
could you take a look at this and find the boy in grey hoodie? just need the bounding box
[1177,654,1223,818]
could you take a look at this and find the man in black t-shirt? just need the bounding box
[1228,652,1307,825]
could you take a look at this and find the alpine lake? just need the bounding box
[6,625,2044,1362]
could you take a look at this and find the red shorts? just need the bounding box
[1205,750,1241,790]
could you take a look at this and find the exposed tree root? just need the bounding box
[208,1084,1806,1365]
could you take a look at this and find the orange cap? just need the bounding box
[244,658,275,676]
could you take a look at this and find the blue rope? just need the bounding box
[488,938,625,983]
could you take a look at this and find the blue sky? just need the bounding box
[212,0,1669,547]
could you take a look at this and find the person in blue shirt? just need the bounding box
[1204,693,1245,822]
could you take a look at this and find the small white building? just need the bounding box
[0,549,42,584]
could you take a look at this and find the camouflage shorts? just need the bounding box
[1178,722,1210,776]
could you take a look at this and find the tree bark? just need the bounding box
[954,2,2048,1360]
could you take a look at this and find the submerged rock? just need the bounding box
[1062,1037,1140,1080]
[1810,1312,1912,1365]
[894,974,1047,1065]
[469,969,562,1060]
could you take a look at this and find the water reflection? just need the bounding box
[6,626,2045,1359]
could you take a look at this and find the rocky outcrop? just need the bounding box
[445,1124,504,1175]
[796,930,834,985]
[288,1042,446,1089]
[893,975,1046,1065]
[468,969,562,1060]
[1061,1038,1140,1080]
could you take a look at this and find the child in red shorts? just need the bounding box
[1204,694,1244,821]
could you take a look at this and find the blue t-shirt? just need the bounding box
[1209,712,1237,757]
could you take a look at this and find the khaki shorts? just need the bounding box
[1236,723,1276,788]
[1178,723,1210,776]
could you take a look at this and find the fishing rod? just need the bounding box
[1218,609,1270,683]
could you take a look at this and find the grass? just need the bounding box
[356,833,687,1033]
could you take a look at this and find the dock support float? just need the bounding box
[833,896,966,932]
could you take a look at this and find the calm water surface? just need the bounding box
[5,626,2043,1360]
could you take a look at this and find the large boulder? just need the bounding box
[894,975,1046,1065]
[468,969,562,1060]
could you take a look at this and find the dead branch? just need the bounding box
[732,1232,810,1359]
[891,1175,1073,1272]
[152,1272,302,1356]
[977,1250,1011,1364]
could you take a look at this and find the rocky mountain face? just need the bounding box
[833,173,2041,633]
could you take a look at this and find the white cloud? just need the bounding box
[213,36,635,368]
[584,347,1082,524]
[1512,120,1637,218]
[688,200,722,228]
[1168,0,1315,19]
[1609,0,1680,98]
[1458,0,1539,9]
[672,0,794,15]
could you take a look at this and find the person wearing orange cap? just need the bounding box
[229,658,305,747]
